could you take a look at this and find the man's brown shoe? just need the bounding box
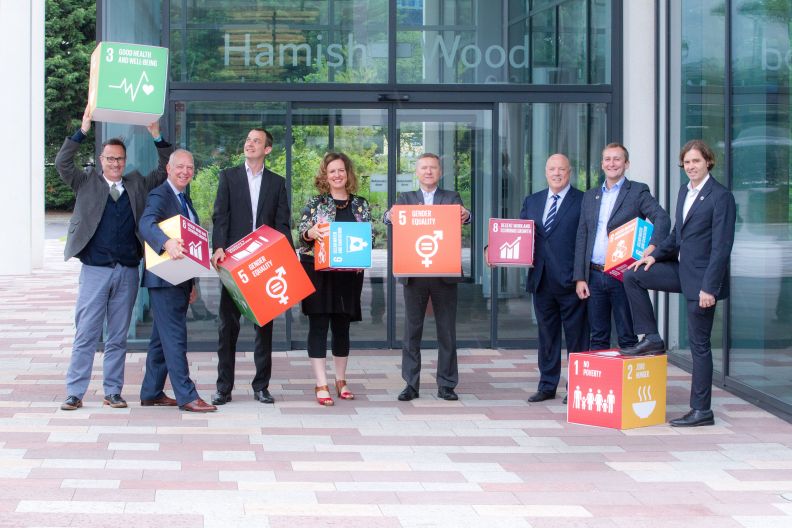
[140,394,178,407]
[179,398,217,412]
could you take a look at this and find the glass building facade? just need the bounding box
[661,0,792,415]
[100,0,617,351]
[99,0,790,416]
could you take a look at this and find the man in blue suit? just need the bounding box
[573,143,670,350]
[622,140,736,427]
[520,154,589,404]
[139,149,217,412]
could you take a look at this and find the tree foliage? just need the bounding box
[45,0,95,210]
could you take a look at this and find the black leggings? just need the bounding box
[307,314,351,359]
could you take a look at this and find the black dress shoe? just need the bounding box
[254,389,275,404]
[562,395,568,405]
[437,387,458,401]
[60,395,82,410]
[211,392,232,405]
[669,409,714,427]
[103,394,127,408]
[527,390,556,403]
[620,337,666,356]
[397,385,419,401]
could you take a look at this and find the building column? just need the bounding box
[0,1,45,274]
[622,0,656,190]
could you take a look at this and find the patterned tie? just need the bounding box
[544,194,559,230]
[109,183,121,202]
[178,192,190,219]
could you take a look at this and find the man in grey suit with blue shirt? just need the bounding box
[384,153,471,402]
[573,143,670,351]
[55,105,172,411]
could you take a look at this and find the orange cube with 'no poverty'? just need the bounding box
[392,205,461,277]
[567,351,667,430]
[217,225,314,326]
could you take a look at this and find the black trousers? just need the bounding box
[216,286,273,394]
[623,263,716,410]
[307,314,351,359]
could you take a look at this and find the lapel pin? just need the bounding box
[700,196,704,201]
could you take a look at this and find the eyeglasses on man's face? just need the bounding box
[101,155,126,164]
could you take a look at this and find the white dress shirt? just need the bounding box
[246,162,263,228]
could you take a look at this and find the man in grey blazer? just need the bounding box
[55,105,173,410]
[384,153,471,401]
[573,143,670,351]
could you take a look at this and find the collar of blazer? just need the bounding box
[416,187,448,205]
[594,177,630,223]
[538,187,575,236]
[680,176,714,228]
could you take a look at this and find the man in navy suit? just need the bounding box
[573,143,670,350]
[622,140,736,427]
[520,154,589,404]
[210,128,292,406]
[139,149,217,412]
[384,153,471,402]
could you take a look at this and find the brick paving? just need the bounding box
[0,240,791,527]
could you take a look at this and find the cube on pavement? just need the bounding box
[604,217,654,281]
[487,219,534,267]
[392,205,461,277]
[88,42,168,125]
[144,215,210,285]
[218,225,315,326]
[315,222,372,271]
[567,351,667,430]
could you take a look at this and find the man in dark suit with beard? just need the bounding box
[520,154,589,404]
[384,153,471,402]
[210,128,292,406]
[622,140,736,427]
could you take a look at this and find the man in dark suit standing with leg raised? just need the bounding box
[520,154,589,404]
[622,140,736,427]
[384,153,471,402]
[573,143,670,351]
[210,128,292,406]
[139,149,216,412]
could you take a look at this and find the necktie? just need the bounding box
[109,183,121,202]
[178,192,190,219]
[544,194,559,230]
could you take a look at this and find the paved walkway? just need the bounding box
[1,240,791,527]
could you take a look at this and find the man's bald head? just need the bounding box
[545,154,571,194]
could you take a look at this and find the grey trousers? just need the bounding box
[401,278,459,390]
[65,264,139,398]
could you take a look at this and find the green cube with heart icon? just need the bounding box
[87,42,169,125]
